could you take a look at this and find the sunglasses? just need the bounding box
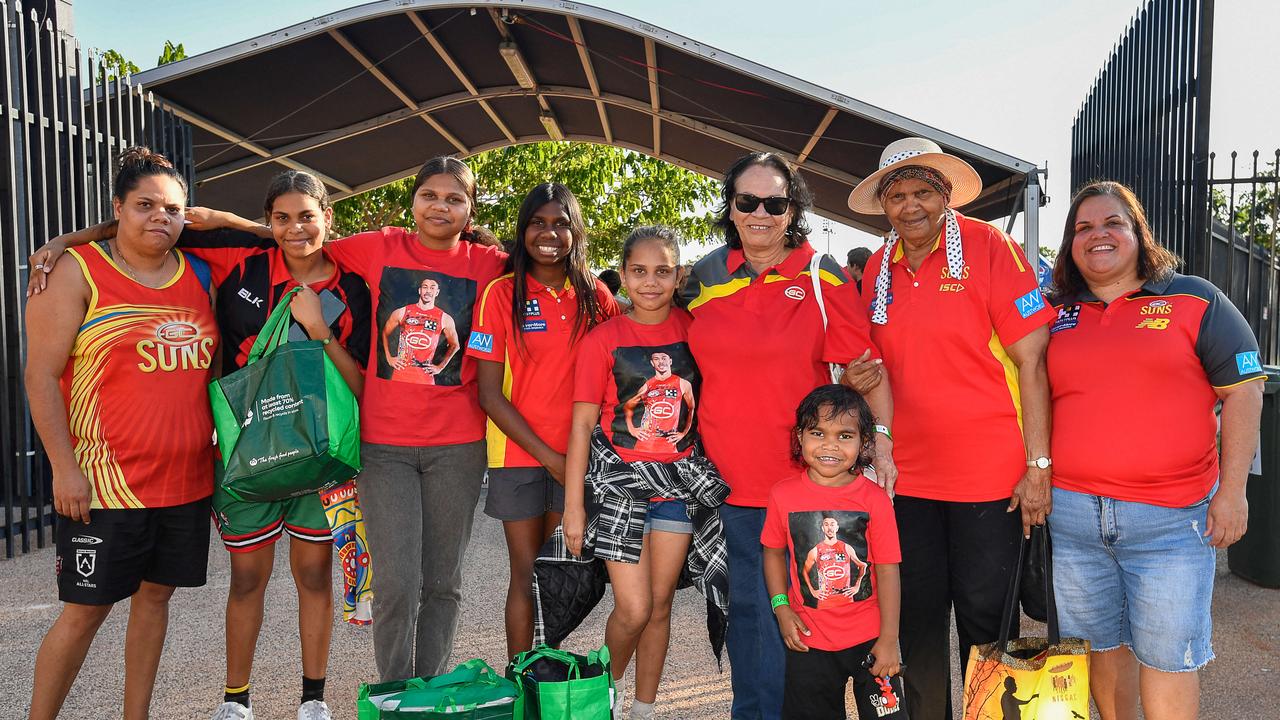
[733,193,791,216]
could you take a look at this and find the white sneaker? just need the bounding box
[298,700,332,720]
[210,702,253,720]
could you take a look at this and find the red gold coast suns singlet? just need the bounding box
[633,374,684,453]
[62,244,217,509]
[393,304,445,385]
[814,540,858,609]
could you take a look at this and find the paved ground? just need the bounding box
[1,491,1276,718]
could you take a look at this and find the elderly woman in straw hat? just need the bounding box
[846,137,1055,720]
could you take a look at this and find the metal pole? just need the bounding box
[1023,170,1042,262]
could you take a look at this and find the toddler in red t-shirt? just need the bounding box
[762,384,907,719]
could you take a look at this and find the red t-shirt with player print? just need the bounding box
[325,226,507,446]
[574,310,699,463]
[761,472,901,652]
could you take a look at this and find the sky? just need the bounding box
[72,0,1280,262]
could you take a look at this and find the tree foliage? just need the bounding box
[331,142,721,266]
[157,40,187,66]
[99,40,186,82]
[98,49,140,81]
[1211,159,1278,250]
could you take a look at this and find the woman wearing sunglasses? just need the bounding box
[680,152,895,719]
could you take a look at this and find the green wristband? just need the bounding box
[873,424,893,442]
[770,593,790,609]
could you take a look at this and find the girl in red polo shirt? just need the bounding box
[465,183,618,657]
[566,227,728,720]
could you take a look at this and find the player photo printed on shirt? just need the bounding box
[789,510,872,609]
[375,267,476,386]
[608,342,700,454]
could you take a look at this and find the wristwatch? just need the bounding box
[1027,456,1052,470]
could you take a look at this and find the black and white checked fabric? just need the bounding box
[532,428,730,656]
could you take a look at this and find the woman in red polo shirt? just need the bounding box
[680,152,894,720]
[465,183,618,657]
[1046,181,1262,720]
[846,137,1055,720]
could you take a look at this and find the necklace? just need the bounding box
[109,239,167,286]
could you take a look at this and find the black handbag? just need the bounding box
[1018,524,1052,623]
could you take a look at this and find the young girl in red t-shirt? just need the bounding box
[762,384,904,719]
[565,227,724,720]
[466,183,618,657]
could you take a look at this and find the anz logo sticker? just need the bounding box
[1236,351,1262,376]
[467,331,493,353]
[1015,288,1045,319]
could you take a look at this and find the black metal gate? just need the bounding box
[1,2,194,558]
[1070,0,1214,265]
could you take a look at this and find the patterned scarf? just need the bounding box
[870,167,965,325]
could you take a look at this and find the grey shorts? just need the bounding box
[483,467,565,521]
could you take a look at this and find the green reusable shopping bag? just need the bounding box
[507,645,614,720]
[356,659,520,719]
[208,287,360,502]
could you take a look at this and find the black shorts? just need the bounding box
[483,467,565,521]
[55,496,212,605]
[782,637,909,719]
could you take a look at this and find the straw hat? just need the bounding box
[847,137,983,215]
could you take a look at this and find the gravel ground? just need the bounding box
[1,490,1276,718]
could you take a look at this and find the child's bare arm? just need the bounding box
[869,563,901,676]
[764,545,810,652]
[562,401,599,557]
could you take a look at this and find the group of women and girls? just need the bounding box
[23,132,1263,720]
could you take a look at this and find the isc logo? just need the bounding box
[1135,318,1170,330]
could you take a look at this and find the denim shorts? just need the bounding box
[1047,485,1216,672]
[644,499,693,534]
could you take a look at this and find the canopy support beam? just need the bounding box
[796,107,837,165]
[407,11,516,145]
[645,38,661,156]
[567,17,612,144]
[327,28,468,154]
[176,106,352,193]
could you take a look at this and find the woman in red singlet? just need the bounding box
[24,147,216,720]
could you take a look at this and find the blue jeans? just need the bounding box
[1048,486,1217,671]
[721,504,785,720]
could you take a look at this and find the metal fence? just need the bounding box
[1069,0,1214,265]
[1,1,194,558]
[1205,150,1280,364]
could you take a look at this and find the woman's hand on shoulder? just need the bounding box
[181,206,225,231]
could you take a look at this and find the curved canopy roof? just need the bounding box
[132,0,1037,235]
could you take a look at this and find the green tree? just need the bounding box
[98,49,140,81]
[1211,160,1278,250]
[157,40,187,66]
[332,142,721,265]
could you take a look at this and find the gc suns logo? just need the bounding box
[784,286,806,301]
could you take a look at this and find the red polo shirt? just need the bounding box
[861,213,1054,502]
[324,226,507,447]
[1048,273,1265,507]
[683,241,879,506]
[466,273,619,468]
